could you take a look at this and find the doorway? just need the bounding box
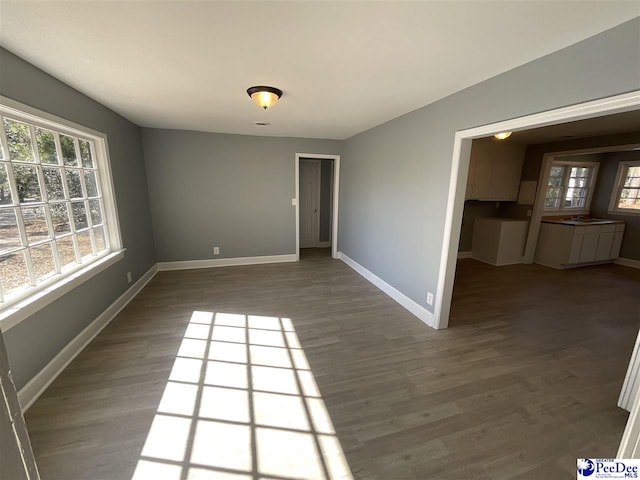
[295,153,341,261]
[434,90,640,330]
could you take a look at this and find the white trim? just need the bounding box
[619,329,640,458]
[332,156,341,259]
[157,254,297,271]
[540,159,599,214]
[615,257,640,269]
[457,251,472,259]
[295,156,300,260]
[295,153,341,260]
[0,250,125,332]
[433,135,472,330]
[339,252,435,328]
[0,95,124,328]
[318,241,332,248]
[17,263,158,411]
[609,159,640,215]
[619,329,640,412]
[435,91,640,330]
[0,95,107,139]
[618,384,640,458]
[0,96,123,253]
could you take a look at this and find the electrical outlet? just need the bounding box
[527,209,533,217]
[213,246,220,255]
[426,292,434,306]
[126,272,132,284]
[291,198,297,206]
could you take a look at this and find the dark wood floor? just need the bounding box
[24,256,640,479]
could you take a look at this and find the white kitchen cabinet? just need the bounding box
[579,228,599,263]
[613,227,624,258]
[535,221,625,269]
[466,147,524,201]
[472,217,528,266]
[595,224,617,262]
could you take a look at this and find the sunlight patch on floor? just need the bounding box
[131,311,353,480]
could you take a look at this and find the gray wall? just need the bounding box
[340,18,640,312]
[0,48,156,389]
[501,132,640,221]
[592,150,640,260]
[142,129,341,261]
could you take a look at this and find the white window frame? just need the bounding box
[609,160,640,216]
[543,160,599,214]
[0,96,124,331]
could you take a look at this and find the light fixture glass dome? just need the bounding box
[494,132,512,140]
[247,86,283,110]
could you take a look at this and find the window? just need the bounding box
[0,99,122,314]
[543,161,599,212]
[609,160,640,214]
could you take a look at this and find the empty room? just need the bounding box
[1,2,640,480]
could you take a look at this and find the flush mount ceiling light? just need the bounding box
[494,131,512,140]
[247,86,282,110]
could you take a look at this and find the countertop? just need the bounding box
[542,218,625,226]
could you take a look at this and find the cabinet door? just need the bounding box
[611,231,624,258]
[489,156,524,200]
[568,234,583,264]
[579,227,600,263]
[470,157,492,199]
[595,232,614,261]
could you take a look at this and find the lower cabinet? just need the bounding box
[535,222,625,269]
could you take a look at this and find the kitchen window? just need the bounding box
[543,161,599,212]
[0,98,123,324]
[609,160,640,215]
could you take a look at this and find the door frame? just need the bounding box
[433,90,640,330]
[295,153,341,260]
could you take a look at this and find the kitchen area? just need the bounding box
[447,111,640,469]
[458,112,640,271]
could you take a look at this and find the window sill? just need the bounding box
[608,210,640,217]
[0,250,125,332]
[543,209,590,215]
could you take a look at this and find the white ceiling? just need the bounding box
[0,1,638,140]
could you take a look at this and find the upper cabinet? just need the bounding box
[466,138,525,201]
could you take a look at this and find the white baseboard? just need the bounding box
[338,252,435,328]
[615,257,640,269]
[317,241,332,248]
[17,264,158,411]
[157,254,297,271]
[457,251,472,259]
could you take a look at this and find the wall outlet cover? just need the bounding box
[427,292,434,305]
[213,246,220,255]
